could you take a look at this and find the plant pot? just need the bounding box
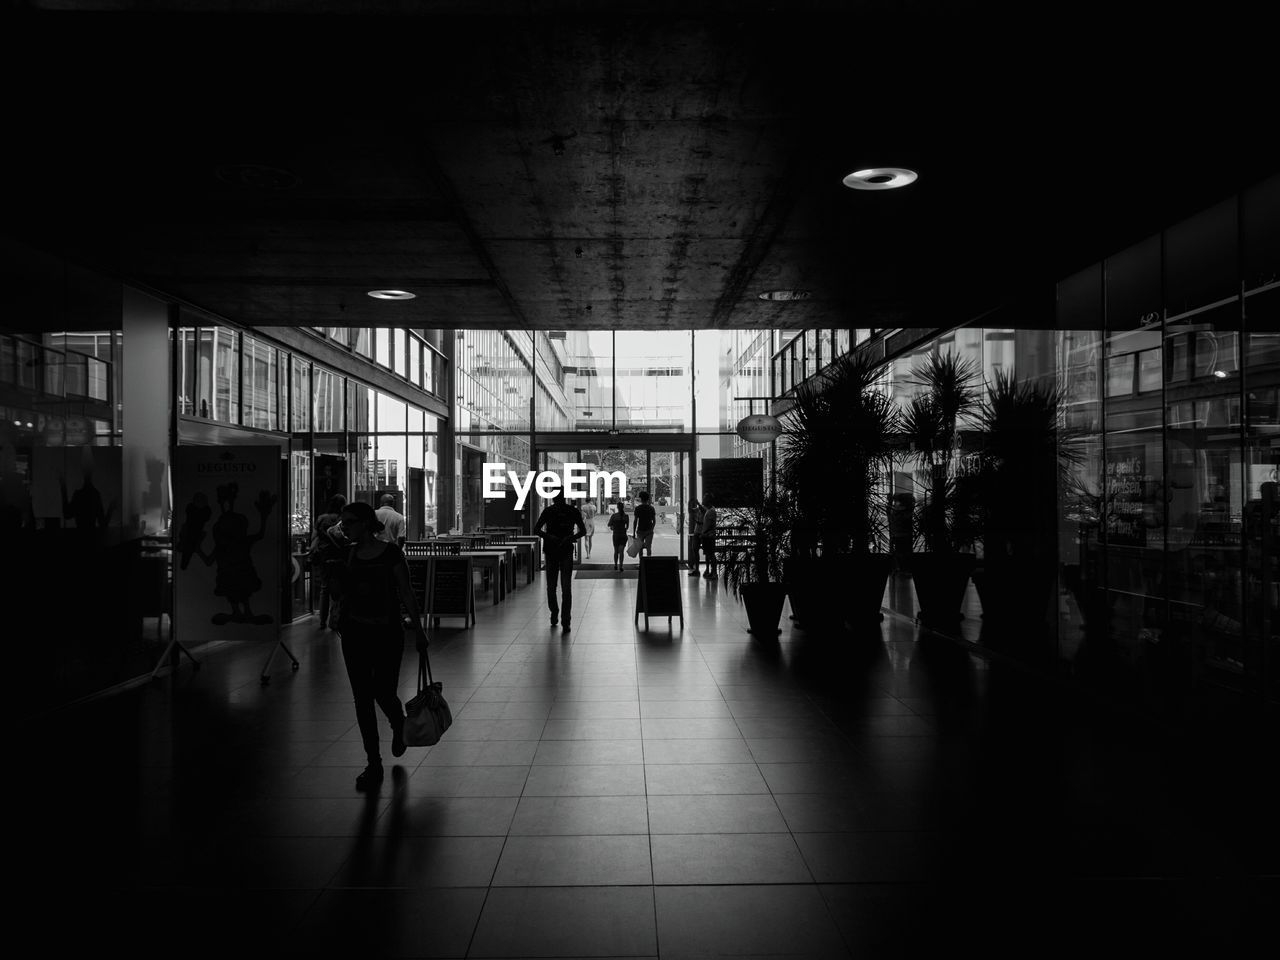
[784,554,891,631]
[740,581,787,637]
[910,552,976,628]
[977,559,1056,630]
[833,553,893,627]
[783,556,820,628]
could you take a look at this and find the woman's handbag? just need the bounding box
[626,534,642,558]
[403,650,452,747]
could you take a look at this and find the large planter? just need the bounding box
[910,552,976,628]
[784,554,891,631]
[836,553,893,628]
[975,559,1056,630]
[740,581,788,637]
[783,556,822,628]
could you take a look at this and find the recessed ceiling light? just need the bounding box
[842,167,918,191]
[367,289,416,300]
[758,290,811,301]
[1213,370,1228,378]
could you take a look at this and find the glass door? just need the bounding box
[540,447,687,563]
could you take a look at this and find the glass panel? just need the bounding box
[290,355,310,432]
[213,327,240,423]
[1244,286,1280,699]
[375,328,391,368]
[176,326,197,416]
[242,337,278,431]
[393,328,407,377]
[1166,298,1244,678]
[313,367,344,432]
[409,336,421,387]
[352,327,372,360]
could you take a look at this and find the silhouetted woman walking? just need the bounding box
[607,501,630,570]
[332,500,428,790]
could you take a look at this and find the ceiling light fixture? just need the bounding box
[757,289,811,302]
[842,167,918,191]
[367,289,416,300]
[1213,370,1229,378]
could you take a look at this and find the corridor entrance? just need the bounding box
[537,437,692,565]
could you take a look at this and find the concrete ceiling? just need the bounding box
[4,2,1277,333]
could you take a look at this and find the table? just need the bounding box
[407,551,508,607]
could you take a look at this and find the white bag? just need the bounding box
[626,535,642,558]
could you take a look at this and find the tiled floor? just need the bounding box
[20,570,1278,958]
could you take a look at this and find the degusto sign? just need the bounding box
[483,462,627,510]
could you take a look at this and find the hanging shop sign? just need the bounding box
[735,414,782,444]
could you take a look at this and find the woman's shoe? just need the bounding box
[356,763,384,790]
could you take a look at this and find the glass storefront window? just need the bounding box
[353,328,372,360]
[176,326,197,417]
[313,366,344,432]
[375,328,391,369]
[393,329,407,377]
[213,327,240,423]
[290,355,310,432]
[243,336,278,431]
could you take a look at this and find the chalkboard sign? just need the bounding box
[634,556,684,630]
[702,458,763,508]
[426,556,475,628]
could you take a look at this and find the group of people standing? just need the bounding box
[685,496,718,578]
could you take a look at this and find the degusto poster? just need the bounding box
[173,445,281,646]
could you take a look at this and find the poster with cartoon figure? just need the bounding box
[174,445,281,644]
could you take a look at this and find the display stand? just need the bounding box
[259,635,299,685]
[149,630,200,680]
[634,555,684,631]
[424,555,476,628]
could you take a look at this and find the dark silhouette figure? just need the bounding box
[311,494,349,628]
[61,463,112,530]
[634,490,656,557]
[608,500,630,570]
[177,490,212,570]
[192,482,277,625]
[687,498,705,575]
[533,487,587,630]
[330,500,428,791]
[700,496,719,579]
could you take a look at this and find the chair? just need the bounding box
[486,533,509,545]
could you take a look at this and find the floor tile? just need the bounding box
[794,831,942,882]
[542,718,643,740]
[510,796,650,835]
[375,796,519,836]
[654,885,848,958]
[406,764,531,797]
[642,738,754,764]
[651,833,812,884]
[647,794,788,834]
[644,763,770,795]
[494,835,653,885]
[470,886,657,957]
[523,763,647,796]
[533,739,644,764]
[641,717,743,739]
[293,887,487,957]
[332,834,506,887]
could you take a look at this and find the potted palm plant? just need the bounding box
[900,352,982,628]
[974,371,1080,637]
[778,351,900,630]
[718,495,793,638]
